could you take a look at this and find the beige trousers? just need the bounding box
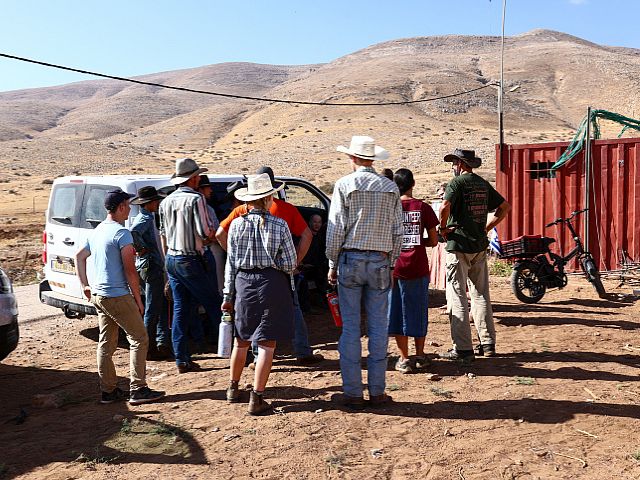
[92,294,149,392]
[445,250,496,352]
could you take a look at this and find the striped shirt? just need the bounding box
[159,186,212,256]
[326,166,403,269]
[223,210,297,299]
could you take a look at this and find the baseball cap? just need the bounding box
[104,189,135,211]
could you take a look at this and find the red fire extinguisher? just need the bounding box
[326,286,342,327]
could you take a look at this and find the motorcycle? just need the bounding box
[501,209,606,303]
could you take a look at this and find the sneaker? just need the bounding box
[369,393,393,407]
[248,390,272,415]
[100,387,129,404]
[177,361,202,374]
[394,357,414,374]
[129,386,165,405]
[295,353,324,365]
[474,344,496,357]
[438,349,475,365]
[227,381,241,403]
[414,355,431,370]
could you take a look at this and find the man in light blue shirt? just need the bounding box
[76,189,165,405]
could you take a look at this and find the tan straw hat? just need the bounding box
[234,173,285,202]
[337,135,389,161]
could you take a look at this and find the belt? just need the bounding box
[343,248,383,253]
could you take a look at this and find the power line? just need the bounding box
[0,52,497,106]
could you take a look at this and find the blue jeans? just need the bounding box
[166,254,221,365]
[142,269,170,349]
[337,251,391,397]
[293,275,312,358]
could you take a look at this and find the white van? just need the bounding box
[39,174,330,318]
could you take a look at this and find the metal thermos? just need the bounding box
[217,312,233,358]
[326,286,342,327]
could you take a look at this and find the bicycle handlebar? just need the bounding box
[545,208,588,228]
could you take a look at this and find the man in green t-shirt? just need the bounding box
[438,149,511,364]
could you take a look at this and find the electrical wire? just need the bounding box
[0,52,497,106]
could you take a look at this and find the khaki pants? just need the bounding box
[445,250,496,352]
[92,294,149,392]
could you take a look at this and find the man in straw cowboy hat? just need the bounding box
[217,166,323,366]
[130,186,172,361]
[75,189,165,405]
[326,136,403,410]
[438,148,510,364]
[159,158,221,373]
[221,173,297,415]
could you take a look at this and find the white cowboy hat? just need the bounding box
[170,158,208,185]
[234,173,285,202]
[337,135,389,161]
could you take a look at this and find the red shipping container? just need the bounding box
[495,137,640,272]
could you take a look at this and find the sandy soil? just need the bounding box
[2,275,640,479]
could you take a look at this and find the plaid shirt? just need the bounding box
[223,210,297,300]
[159,186,212,256]
[326,166,403,269]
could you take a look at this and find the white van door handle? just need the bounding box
[62,238,75,246]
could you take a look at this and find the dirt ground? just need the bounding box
[2,274,640,480]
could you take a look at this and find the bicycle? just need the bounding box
[501,209,606,303]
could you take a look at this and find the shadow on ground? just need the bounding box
[0,363,207,478]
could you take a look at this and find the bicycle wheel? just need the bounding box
[510,260,546,303]
[582,257,606,298]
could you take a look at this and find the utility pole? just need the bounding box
[498,0,507,170]
[584,106,592,252]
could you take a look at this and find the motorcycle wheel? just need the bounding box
[582,257,606,298]
[510,260,546,303]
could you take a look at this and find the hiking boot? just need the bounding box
[248,390,272,416]
[227,381,241,403]
[395,357,414,374]
[157,344,174,360]
[295,353,325,365]
[177,361,201,374]
[100,387,129,404]
[474,344,496,357]
[129,386,165,405]
[414,355,431,370]
[332,393,365,411]
[438,349,475,365]
[369,393,393,407]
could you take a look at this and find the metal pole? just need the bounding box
[584,106,592,251]
[498,0,506,170]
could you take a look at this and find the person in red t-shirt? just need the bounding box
[389,168,439,374]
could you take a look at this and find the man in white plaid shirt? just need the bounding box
[326,136,403,410]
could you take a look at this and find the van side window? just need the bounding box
[82,185,119,229]
[48,184,83,226]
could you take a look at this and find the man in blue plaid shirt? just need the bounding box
[326,136,403,410]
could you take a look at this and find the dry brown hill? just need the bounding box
[1,29,639,207]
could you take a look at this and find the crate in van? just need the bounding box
[39,174,330,318]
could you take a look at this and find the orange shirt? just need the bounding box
[220,198,308,237]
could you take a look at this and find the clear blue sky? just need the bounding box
[0,0,636,93]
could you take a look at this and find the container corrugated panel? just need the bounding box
[495,137,640,272]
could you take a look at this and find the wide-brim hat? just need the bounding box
[131,186,166,205]
[444,148,482,169]
[235,173,285,202]
[170,157,208,185]
[256,166,284,189]
[337,135,389,161]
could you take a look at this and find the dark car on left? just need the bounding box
[0,266,19,361]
